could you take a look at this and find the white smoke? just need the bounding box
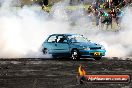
[0,0,70,58]
[0,0,132,58]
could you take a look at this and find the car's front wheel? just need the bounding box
[71,49,80,60]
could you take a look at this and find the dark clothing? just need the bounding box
[88,7,93,13]
[102,17,109,24]
[58,38,67,43]
[109,10,116,18]
[102,15,112,25]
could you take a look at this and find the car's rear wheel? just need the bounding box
[42,48,57,59]
[71,49,80,60]
[94,57,102,60]
[42,48,48,54]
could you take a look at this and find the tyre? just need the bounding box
[42,48,48,54]
[71,49,80,60]
[42,48,57,59]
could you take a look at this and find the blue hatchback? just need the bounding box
[42,34,106,60]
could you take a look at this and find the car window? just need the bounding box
[57,36,68,43]
[68,35,88,43]
[47,35,57,43]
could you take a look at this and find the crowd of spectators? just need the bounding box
[87,0,128,29]
[39,0,130,29]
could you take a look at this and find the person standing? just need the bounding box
[108,8,116,29]
[94,9,100,27]
[116,8,124,26]
[100,11,110,29]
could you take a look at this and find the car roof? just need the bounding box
[49,34,81,36]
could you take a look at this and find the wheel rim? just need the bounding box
[72,50,78,59]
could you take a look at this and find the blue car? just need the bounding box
[42,34,106,60]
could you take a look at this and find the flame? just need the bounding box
[78,65,86,76]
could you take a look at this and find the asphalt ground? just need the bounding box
[0,58,132,88]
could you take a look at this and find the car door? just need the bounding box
[54,35,70,56]
[44,35,58,54]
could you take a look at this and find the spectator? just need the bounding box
[94,9,100,27]
[100,11,111,29]
[116,8,124,26]
[109,8,116,18]
[87,6,94,21]
[122,0,127,7]
[95,0,100,10]
[104,2,109,8]
[107,14,113,29]
[107,8,116,29]
[87,5,93,13]
[92,1,96,10]
[107,0,112,8]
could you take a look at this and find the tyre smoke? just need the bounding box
[0,0,71,58]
